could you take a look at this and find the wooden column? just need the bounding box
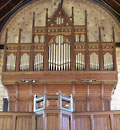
[44,8,49,71]
[30,12,35,71]
[72,82,75,111]
[71,7,75,71]
[30,83,33,112]
[15,83,18,112]
[99,27,104,71]
[85,11,89,71]
[101,81,104,111]
[87,83,90,111]
[16,29,21,71]
[72,81,75,97]
[3,29,8,72]
[112,27,117,71]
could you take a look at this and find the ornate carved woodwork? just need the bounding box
[2,5,117,72]
[2,3,118,113]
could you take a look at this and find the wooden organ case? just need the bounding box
[2,3,118,113]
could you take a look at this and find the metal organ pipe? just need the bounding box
[49,35,70,71]
[7,54,16,71]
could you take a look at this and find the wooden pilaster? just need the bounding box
[30,83,33,112]
[3,29,8,72]
[87,83,90,111]
[85,10,89,71]
[99,27,104,71]
[71,7,75,71]
[101,81,104,111]
[44,8,49,71]
[30,12,35,71]
[16,29,21,71]
[15,83,18,112]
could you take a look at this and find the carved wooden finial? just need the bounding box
[46,8,48,26]
[18,28,22,43]
[112,26,115,42]
[72,7,74,24]
[5,28,8,44]
[85,10,87,25]
[99,27,101,42]
[58,0,63,8]
[33,12,35,27]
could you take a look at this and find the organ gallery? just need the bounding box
[0,0,120,130]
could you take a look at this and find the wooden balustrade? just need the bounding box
[34,92,73,112]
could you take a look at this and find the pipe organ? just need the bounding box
[3,5,116,73]
[2,3,117,113]
[49,35,70,71]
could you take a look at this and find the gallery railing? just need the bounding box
[34,91,73,112]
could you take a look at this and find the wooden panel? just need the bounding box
[10,101,15,111]
[16,116,32,130]
[62,115,70,130]
[46,84,72,96]
[47,114,58,130]
[18,85,30,98]
[104,101,110,111]
[114,115,120,130]
[2,71,118,85]
[74,116,90,130]
[89,85,101,98]
[75,84,87,98]
[104,84,114,99]
[94,115,110,130]
[89,101,102,111]
[0,116,13,130]
[32,84,44,97]
[37,115,43,130]
[74,101,87,112]
[17,101,31,112]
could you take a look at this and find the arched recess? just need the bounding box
[80,34,85,42]
[90,52,99,71]
[34,53,43,71]
[48,35,70,71]
[6,53,16,71]
[40,35,45,43]
[20,53,30,71]
[76,52,85,71]
[34,35,39,43]
[75,34,80,42]
[104,52,113,71]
